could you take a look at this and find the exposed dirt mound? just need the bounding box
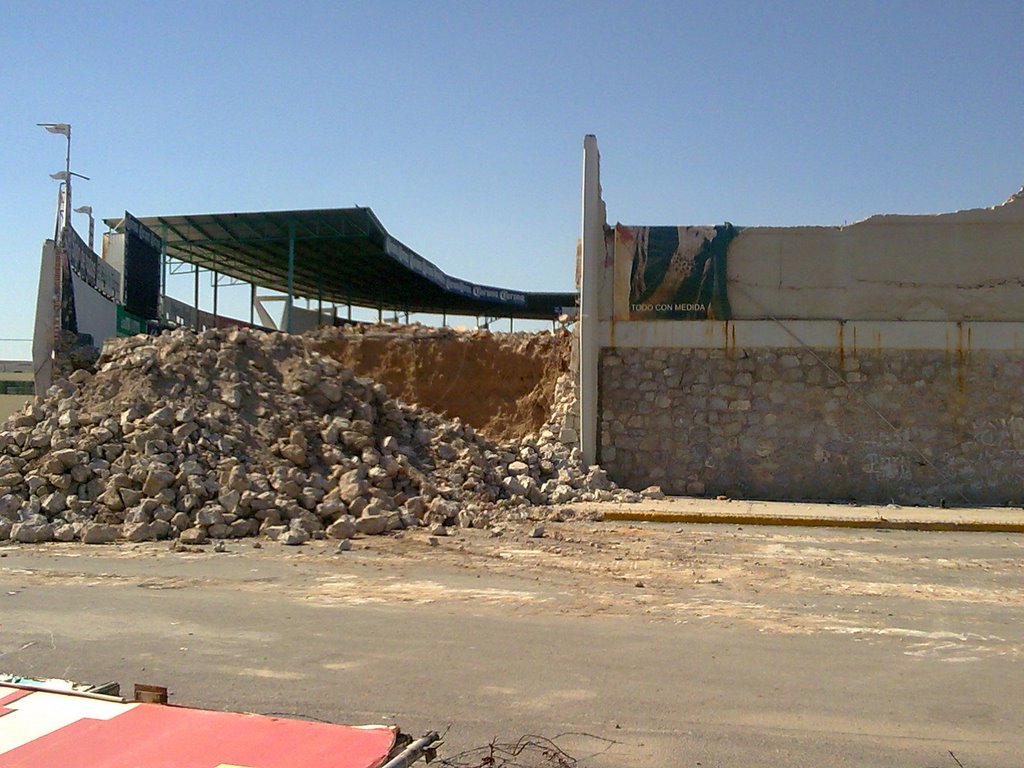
[309,325,571,441]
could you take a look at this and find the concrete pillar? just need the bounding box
[579,134,603,466]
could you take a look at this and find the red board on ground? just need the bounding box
[0,684,396,768]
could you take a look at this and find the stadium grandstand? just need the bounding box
[33,200,577,393]
[104,208,577,333]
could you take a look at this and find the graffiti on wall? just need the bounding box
[621,224,738,320]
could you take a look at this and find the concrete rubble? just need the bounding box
[0,326,641,546]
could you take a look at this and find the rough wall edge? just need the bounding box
[579,135,604,466]
[32,239,56,393]
[599,319,1024,351]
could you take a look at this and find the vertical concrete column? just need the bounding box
[579,134,603,466]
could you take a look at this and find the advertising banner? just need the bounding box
[385,236,528,307]
[621,224,737,320]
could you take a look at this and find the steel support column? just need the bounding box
[286,222,296,333]
[160,227,167,305]
[193,265,200,329]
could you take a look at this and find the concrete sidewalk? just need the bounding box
[579,496,1024,533]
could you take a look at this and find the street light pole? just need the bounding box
[74,205,95,251]
[37,122,73,243]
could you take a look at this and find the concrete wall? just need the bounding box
[609,192,1024,323]
[729,193,1024,321]
[599,343,1024,505]
[70,270,117,349]
[32,240,56,393]
[579,136,1024,502]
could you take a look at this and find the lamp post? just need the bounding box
[74,205,95,251]
[37,122,74,243]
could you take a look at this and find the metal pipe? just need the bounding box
[379,731,441,768]
[62,126,71,244]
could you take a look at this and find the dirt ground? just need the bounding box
[5,512,1024,666]
[310,328,571,441]
[306,516,1024,660]
[3,509,1024,766]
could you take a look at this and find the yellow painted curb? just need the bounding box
[601,509,1024,533]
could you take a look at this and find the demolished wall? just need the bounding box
[0,325,635,546]
[580,133,1024,502]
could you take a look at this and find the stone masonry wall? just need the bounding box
[599,346,1024,505]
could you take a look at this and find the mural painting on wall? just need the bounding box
[624,224,738,319]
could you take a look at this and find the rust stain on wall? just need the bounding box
[956,322,967,395]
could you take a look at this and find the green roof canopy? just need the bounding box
[104,208,576,320]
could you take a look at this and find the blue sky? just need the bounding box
[2,1,1022,356]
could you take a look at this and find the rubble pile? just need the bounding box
[0,326,637,545]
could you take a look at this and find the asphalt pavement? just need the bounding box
[1,517,1022,767]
